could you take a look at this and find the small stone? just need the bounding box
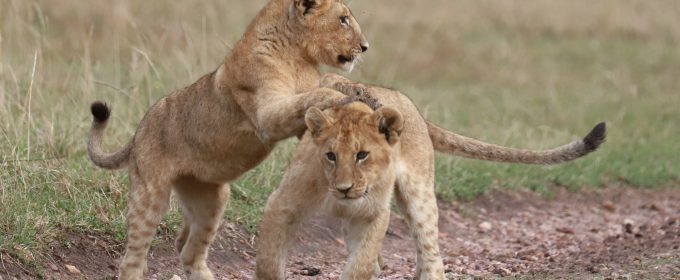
[623,219,635,234]
[65,264,81,275]
[334,238,345,246]
[169,275,182,280]
[479,222,492,231]
[556,227,575,234]
[300,267,321,276]
[602,201,616,212]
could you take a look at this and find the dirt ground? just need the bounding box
[2,185,679,279]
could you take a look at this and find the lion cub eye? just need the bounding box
[326,152,337,162]
[356,151,369,161]
[340,16,349,25]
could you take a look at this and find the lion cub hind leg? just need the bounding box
[174,177,230,280]
[394,176,445,280]
[341,212,390,280]
[175,215,190,254]
[119,169,173,280]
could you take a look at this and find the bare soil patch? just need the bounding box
[2,185,679,279]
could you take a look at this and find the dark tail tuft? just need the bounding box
[583,122,606,152]
[91,101,111,123]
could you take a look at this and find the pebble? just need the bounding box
[623,219,635,234]
[479,222,492,231]
[65,264,81,275]
[602,201,616,212]
[299,267,321,276]
[556,227,575,234]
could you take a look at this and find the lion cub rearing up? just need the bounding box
[87,0,370,279]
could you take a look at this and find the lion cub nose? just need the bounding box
[337,184,354,194]
[360,43,369,53]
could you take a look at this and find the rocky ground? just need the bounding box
[2,185,679,279]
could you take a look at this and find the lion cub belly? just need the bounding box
[158,97,274,183]
[187,122,274,183]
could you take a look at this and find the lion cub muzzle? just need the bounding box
[331,182,370,200]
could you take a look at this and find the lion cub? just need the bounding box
[257,102,404,280]
[257,79,606,279]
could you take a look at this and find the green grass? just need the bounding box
[1,0,679,267]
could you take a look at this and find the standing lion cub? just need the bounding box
[87,0,372,279]
[256,77,606,279]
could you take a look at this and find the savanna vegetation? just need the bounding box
[1,0,678,272]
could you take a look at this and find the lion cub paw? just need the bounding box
[339,91,382,110]
[336,84,382,110]
[321,73,381,110]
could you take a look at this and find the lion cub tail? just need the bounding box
[427,122,606,165]
[88,102,132,170]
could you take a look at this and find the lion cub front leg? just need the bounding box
[256,175,324,279]
[319,73,353,88]
[320,73,381,110]
[341,211,390,280]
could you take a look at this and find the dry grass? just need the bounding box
[1,0,679,268]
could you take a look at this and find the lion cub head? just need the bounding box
[290,0,369,72]
[305,103,404,201]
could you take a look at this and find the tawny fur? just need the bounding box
[257,75,605,280]
[257,103,407,280]
[87,1,369,279]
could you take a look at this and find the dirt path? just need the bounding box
[2,185,679,279]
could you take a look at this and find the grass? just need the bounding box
[1,0,679,268]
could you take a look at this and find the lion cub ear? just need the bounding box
[293,0,326,16]
[374,107,404,146]
[305,107,333,137]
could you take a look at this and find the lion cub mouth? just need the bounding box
[337,54,355,64]
[336,188,369,200]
